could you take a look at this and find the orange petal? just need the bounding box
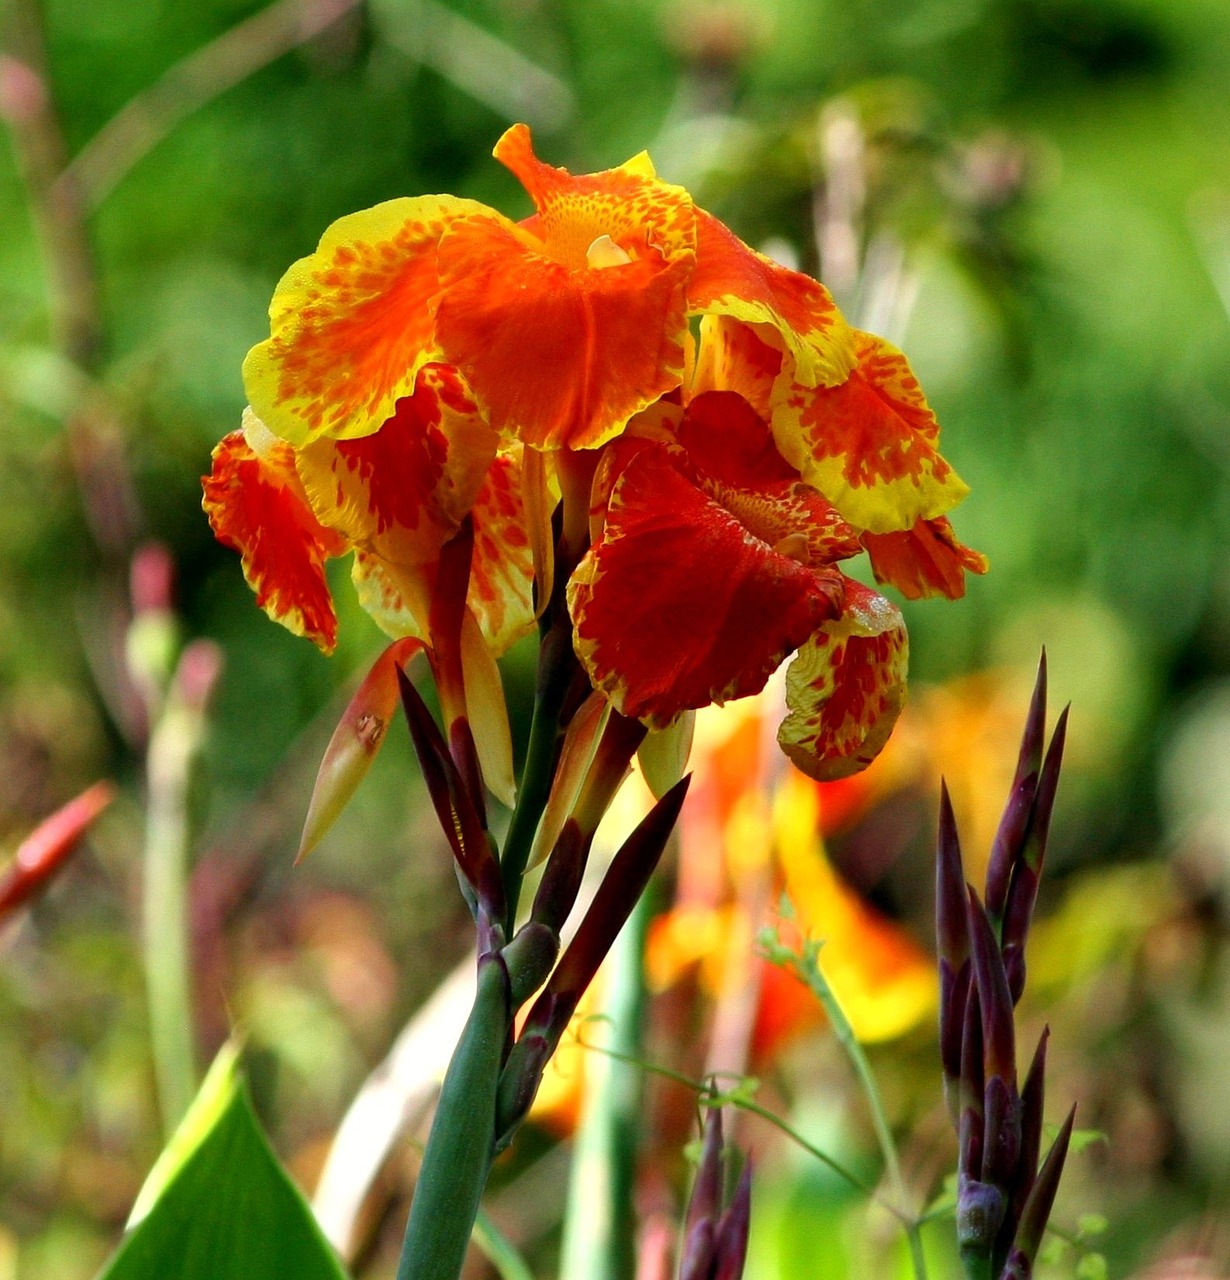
[568,442,844,727]
[689,208,856,389]
[777,580,909,780]
[434,213,691,449]
[493,123,695,272]
[864,515,989,600]
[202,413,347,652]
[243,196,488,445]
[772,330,969,534]
[772,772,935,1044]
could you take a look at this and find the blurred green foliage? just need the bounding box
[3,0,1230,1276]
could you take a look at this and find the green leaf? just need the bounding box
[98,1043,349,1280]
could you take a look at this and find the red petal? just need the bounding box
[202,417,346,652]
[865,515,989,600]
[568,443,844,726]
[778,580,909,780]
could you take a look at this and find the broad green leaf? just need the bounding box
[98,1043,348,1280]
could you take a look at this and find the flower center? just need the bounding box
[585,234,633,270]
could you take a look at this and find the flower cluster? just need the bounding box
[936,657,1075,1279]
[203,124,984,784]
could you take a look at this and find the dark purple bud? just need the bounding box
[967,887,1016,1091]
[941,958,971,1124]
[937,783,971,972]
[713,1161,753,1280]
[984,772,1037,927]
[685,1109,726,1240]
[396,666,503,920]
[1016,652,1048,793]
[523,776,690,1050]
[679,1221,716,1280]
[958,985,984,1179]
[531,818,591,934]
[1022,705,1068,877]
[1001,1027,1050,1252]
[981,1073,1022,1194]
[1005,1105,1076,1276]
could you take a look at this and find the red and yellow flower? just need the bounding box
[204,124,984,786]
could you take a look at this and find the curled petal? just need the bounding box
[773,331,969,534]
[689,208,857,389]
[201,413,347,652]
[568,443,844,727]
[435,214,691,449]
[243,196,488,444]
[777,581,909,780]
[864,515,988,600]
[692,314,786,421]
[296,363,498,570]
[678,391,863,565]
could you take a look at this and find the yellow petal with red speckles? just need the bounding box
[468,450,535,655]
[351,552,430,641]
[689,209,857,389]
[435,212,691,450]
[772,331,968,534]
[243,196,488,446]
[778,580,909,781]
[864,515,989,600]
[568,442,844,728]
[201,413,347,652]
[295,363,498,572]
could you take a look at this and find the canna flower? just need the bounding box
[207,123,984,806]
[238,123,855,454]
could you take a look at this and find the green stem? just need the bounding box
[500,619,573,933]
[806,965,928,1280]
[397,956,510,1280]
[142,688,205,1138]
[558,890,651,1280]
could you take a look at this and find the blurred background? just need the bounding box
[2,0,1230,1275]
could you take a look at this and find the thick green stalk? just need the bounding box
[397,956,510,1280]
[142,683,207,1137]
[558,890,652,1280]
